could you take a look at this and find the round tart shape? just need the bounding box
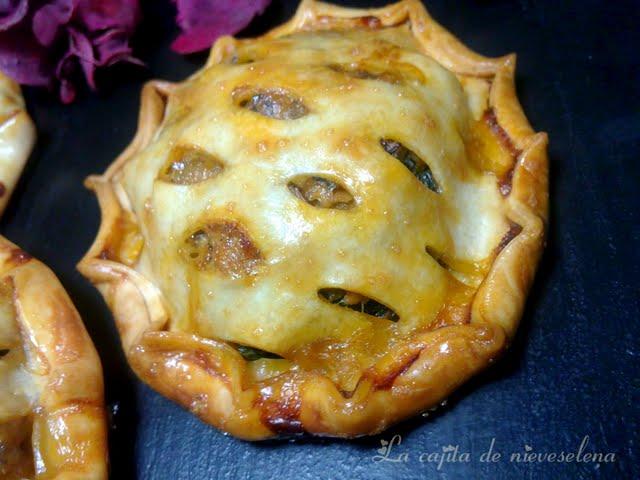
[79,0,548,440]
[0,236,107,479]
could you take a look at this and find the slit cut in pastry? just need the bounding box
[79,0,548,440]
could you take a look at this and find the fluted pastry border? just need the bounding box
[0,236,107,478]
[78,0,548,439]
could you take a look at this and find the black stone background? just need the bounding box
[3,0,638,478]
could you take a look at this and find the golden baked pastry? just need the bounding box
[0,236,107,479]
[0,76,106,478]
[79,0,548,439]
[0,72,35,216]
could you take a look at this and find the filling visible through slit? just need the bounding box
[233,86,308,120]
[234,344,283,361]
[159,145,223,185]
[380,139,440,193]
[318,288,399,321]
[180,221,263,278]
[328,64,401,84]
[288,176,355,209]
[0,348,8,358]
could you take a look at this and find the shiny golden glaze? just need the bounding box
[121,26,509,364]
[0,238,107,479]
[80,0,548,439]
[0,279,35,479]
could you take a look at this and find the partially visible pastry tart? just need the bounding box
[0,72,35,216]
[0,236,107,479]
[0,75,107,478]
[0,237,107,480]
[79,0,548,439]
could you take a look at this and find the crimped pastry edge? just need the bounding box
[0,236,107,478]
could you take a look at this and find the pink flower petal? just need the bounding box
[94,28,143,66]
[75,0,140,33]
[59,81,75,103]
[0,28,52,85]
[1,0,141,102]
[33,0,77,47]
[0,0,29,32]
[55,52,78,103]
[171,0,271,54]
[67,27,96,88]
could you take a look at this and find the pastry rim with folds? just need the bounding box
[0,73,107,478]
[0,72,35,217]
[0,236,107,479]
[78,0,548,440]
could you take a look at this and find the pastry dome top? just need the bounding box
[118,25,508,361]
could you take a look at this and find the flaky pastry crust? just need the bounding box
[0,236,107,479]
[0,72,36,217]
[79,0,548,440]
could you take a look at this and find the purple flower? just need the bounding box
[171,0,271,54]
[0,0,141,103]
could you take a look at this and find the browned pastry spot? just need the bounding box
[357,15,382,28]
[495,221,523,254]
[257,380,304,435]
[498,167,515,196]
[8,248,31,266]
[317,14,382,29]
[482,108,522,196]
[483,108,519,157]
[185,349,230,380]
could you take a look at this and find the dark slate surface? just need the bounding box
[3,0,638,478]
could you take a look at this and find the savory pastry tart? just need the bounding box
[0,236,107,478]
[0,75,108,477]
[0,72,35,216]
[79,0,548,439]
